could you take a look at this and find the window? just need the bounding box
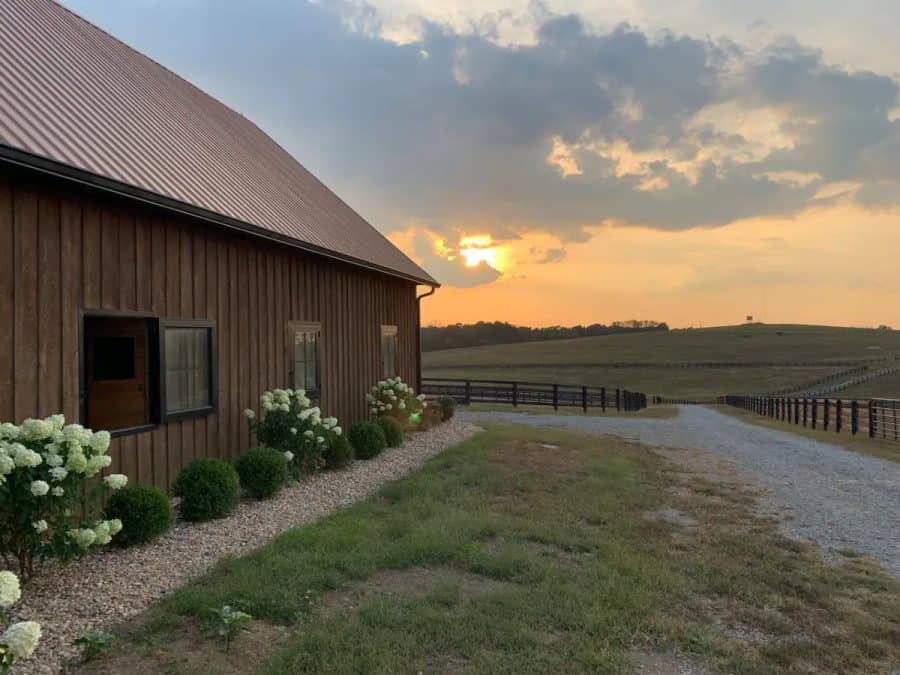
[82,314,216,434]
[288,322,321,396]
[381,325,398,378]
[159,320,216,421]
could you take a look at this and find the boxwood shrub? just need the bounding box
[348,421,386,459]
[323,432,354,470]
[234,447,288,500]
[172,458,240,521]
[376,416,403,448]
[104,484,172,546]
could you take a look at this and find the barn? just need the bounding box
[0,0,438,490]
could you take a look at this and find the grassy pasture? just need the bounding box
[81,425,900,674]
[837,370,900,399]
[423,324,900,398]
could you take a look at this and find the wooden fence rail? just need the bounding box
[723,395,900,443]
[422,378,648,412]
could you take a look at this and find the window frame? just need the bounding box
[287,321,322,399]
[157,318,218,423]
[381,324,399,379]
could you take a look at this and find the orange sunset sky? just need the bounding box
[64,0,900,329]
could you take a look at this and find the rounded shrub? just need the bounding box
[234,447,288,500]
[348,421,386,460]
[376,416,403,448]
[437,396,456,421]
[323,433,354,470]
[104,484,172,546]
[172,458,240,521]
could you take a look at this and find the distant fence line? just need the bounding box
[766,364,870,396]
[428,359,895,371]
[724,395,900,443]
[652,396,721,406]
[422,378,647,412]
[801,365,900,397]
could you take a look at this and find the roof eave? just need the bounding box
[0,144,440,288]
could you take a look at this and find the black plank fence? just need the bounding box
[422,378,647,412]
[724,395,900,442]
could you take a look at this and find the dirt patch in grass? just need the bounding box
[630,649,713,675]
[318,566,514,614]
[78,617,289,675]
[489,440,583,475]
[643,507,698,529]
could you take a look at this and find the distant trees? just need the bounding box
[421,320,669,352]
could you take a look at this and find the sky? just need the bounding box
[61,0,900,328]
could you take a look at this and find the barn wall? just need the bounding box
[0,167,421,490]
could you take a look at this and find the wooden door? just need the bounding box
[85,317,149,431]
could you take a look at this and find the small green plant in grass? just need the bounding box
[172,458,240,521]
[209,605,252,652]
[72,630,113,663]
[376,416,403,448]
[348,421,386,459]
[234,448,288,500]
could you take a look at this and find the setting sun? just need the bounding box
[459,235,507,271]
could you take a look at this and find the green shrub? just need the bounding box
[322,432,354,470]
[437,396,456,421]
[234,448,288,500]
[172,458,240,521]
[348,421,386,460]
[104,484,172,546]
[376,417,403,447]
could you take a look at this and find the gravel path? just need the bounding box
[461,407,900,578]
[11,420,481,674]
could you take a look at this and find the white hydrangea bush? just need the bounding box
[0,570,40,673]
[245,388,342,479]
[366,377,427,428]
[0,415,128,581]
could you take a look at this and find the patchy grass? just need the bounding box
[80,425,900,674]
[464,402,680,419]
[717,405,900,463]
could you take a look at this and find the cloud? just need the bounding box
[63,0,900,245]
[530,246,567,263]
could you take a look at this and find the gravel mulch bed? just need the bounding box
[10,420,481,674]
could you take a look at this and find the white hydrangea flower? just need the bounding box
[0,570,21,608]
[398,401,406,410]
[61,423,85,442]
[103,474,128,490]
[0,422,20,440]
[32,520,48,534]
[45,452,64,468]
[243,408,256,419]
[385,404,392,411]
[108,519,123,536]
[290,427,298,435]
[49,466,68,482]
[13,445,42,468]
[303,430,314,438]
[47,414,65,431]
[86,454,112,477]
[284,451,294,462]
[30,480,50,497]
[66,450,87,473]
[316,436,324,444]
[90,431,111,453]
[69,528,96,549]
[333,426,342,436]
[20,418,52,441]
[51,486,64,497]
[0,455,14,475]
[93,521,112,546]
[2,621,41,659]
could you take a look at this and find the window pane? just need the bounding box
[93,336,135,381]
[164,327,211,413]
[381,326,398,378]
[292,329,319,392]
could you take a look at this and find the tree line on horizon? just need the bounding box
[421,320,669,352]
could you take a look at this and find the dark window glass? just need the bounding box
[381,325,398,378]
[93,336,135,381]
[163,326,212,414]
[292,328,320,394]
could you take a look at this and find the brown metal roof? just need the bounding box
[0,0,437,285]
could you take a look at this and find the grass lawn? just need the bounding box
[715,405,900,463]
[81,425,900,674]
[837,370,900,399]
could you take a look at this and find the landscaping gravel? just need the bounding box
[10,420,480,674]
[462,406,900,579]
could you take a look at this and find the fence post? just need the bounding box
[851,400,859,435]
[836,399,843,433]
[824,398,830,431]
[512,382,518,408]
[812,399,818,429]
[581,386,588,413]
[553,384,559,411]
[464,380,471,406]
[803,398,808,427]
[616,388,621,412]
[601,387,606,412]
[868,400,876,438]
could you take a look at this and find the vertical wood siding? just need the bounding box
[0,168,420,490]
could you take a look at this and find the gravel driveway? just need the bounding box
[461,406,900,579]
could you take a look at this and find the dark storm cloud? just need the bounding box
[62,0,900,241]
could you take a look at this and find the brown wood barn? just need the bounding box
[0,0,438,490]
